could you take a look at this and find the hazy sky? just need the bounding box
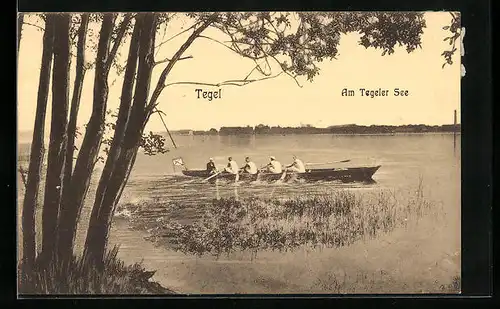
[17,12,461,132]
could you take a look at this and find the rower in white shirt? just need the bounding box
[285,155,306,173]
[266,156,283,174]
[240,156,258,175]
[224,156,240,181]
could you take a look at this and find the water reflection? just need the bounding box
[219,134,255,148]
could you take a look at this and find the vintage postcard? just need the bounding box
[17,11,462,295]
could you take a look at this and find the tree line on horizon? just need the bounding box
[168,123,461,135]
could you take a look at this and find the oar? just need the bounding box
[278,170,287,181]
[305,159,351,166]
[258,163,270,172]
[187,170,222,183]
[203,170,223,182]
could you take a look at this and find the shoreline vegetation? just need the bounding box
[168,124,461,136]
[132,184,432,259]
[18,246,176,295]
[114,183,460,294]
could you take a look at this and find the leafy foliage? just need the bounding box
[186,12,427,82]
[140,131,169,156]
[89,109,169,164]
[441,12,461,68]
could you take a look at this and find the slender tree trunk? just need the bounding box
[57,14,89,259]
[88,18,141,240]
[63,13,89,196]
[17,13,24,61]
[57,14,133,260]
[40,13,71,263]
[84,13,156,265]
[84,15,214,265]
[56,14,115,260]
[21,15,54,271]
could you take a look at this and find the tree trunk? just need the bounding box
[88,18,141,239]
[84,13,156,265]
[21,15,54,271]
[40,13,71,263]
[63,13,89,198]
[146,19,212,113]
[57,14,133,260]
[57,14,90,260]
[56,14,115,260]
[84,14,214,265]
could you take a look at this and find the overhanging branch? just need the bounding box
[154,21,202,57]
[23,22,45,31]
[165,71,284,88]
[146,17,216,114]
[154,55,193,66]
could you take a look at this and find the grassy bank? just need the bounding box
[18,246,175,295]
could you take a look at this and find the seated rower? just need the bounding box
[266,156,283,174]
[225,156,240,181]
[240,156,258,175]
[206,158,217,175]
[285,155,306,173]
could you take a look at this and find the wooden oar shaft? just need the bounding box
[306,159,350,165]
[204,170,222,182]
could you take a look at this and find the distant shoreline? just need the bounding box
[165,124,461,136]
[17,124,461,142]
[166,131,462,137]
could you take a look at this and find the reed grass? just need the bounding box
[148,184,433,258]
[311,271,460,294]
[18,246,175,295]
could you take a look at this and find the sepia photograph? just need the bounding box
[17,11,462,295]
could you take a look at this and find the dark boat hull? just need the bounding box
[181,165,381,183]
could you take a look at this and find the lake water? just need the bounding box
[123,133,460,207]
[110,133,461,293]
[17,133,461,293]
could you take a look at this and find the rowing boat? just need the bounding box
[181,165,381,183]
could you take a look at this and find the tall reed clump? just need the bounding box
[18,246,175,295]
[151,185,434,258]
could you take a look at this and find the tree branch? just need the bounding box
[154,55,193,66]
[105,13,134,69]
[146,17,216,113]
[153,21,202,57]
[23,21,45,31]
[198,35,268,60]
[165,71,284,88]
[267,53,303,87]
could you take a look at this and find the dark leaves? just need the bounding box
[358,12,426,56]
[139,131,168,156]
[208,12,426,83]
[441,12,461,68]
